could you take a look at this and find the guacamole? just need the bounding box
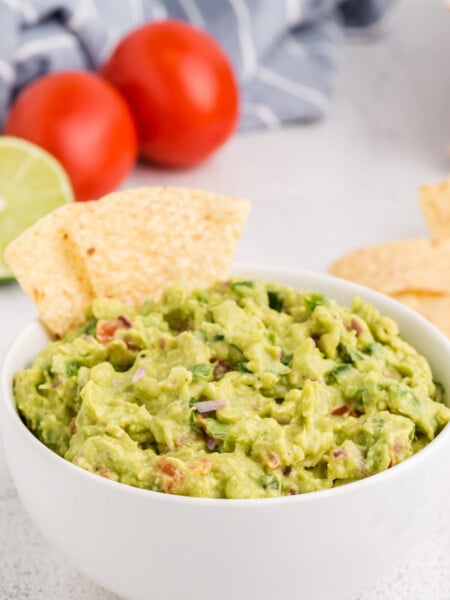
[14,280,450,498]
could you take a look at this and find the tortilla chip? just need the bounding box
[329,238,450,295]
[419,179,450,239]
[4,186,250,337]
[392,292,450,338]
[66,187,251,307]
[4,204,92,337]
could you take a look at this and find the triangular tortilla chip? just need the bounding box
[5,186,250,337]
[392,291,450,339]
[66,187,251,307]
[329,238,450,295]
[4,203,92,337]
[419,179,450,240]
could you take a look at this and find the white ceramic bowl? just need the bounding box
[2,265,450,600]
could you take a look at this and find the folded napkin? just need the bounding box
[0,0,392,130]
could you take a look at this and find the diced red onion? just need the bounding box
[132,367,146,383]
[332,447,347,459]
[348,319,362,337]
[206,437,218,450]
[117,315,132,329]
[194,399,229,413]
[332,405,357,417]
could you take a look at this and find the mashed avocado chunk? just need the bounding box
[14,280,450,498]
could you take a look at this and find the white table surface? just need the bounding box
[1,1,450,598]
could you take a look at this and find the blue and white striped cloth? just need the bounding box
[0,0,392,130]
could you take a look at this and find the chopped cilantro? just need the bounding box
[195,290,209,303]
[231,280,253,293]
[189,410,202,434]
[338,342,366,365]
[325,364,352,384]
[280,352,293,366]
[82,318,97,336]
[268,331,277,344]
[268,290,284,312]
[189,363,213,381]
[66,362,80,377]
[260,475,279,490]
[304,292,327,311]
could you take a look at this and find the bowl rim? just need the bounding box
[2,263,450,508]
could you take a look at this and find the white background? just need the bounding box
[1,0,450,598]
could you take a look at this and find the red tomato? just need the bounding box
[101,20,239,167]
[4,71,138,201]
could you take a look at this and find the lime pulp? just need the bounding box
[0,136,74,280]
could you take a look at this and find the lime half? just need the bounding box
[0,136,74,280]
